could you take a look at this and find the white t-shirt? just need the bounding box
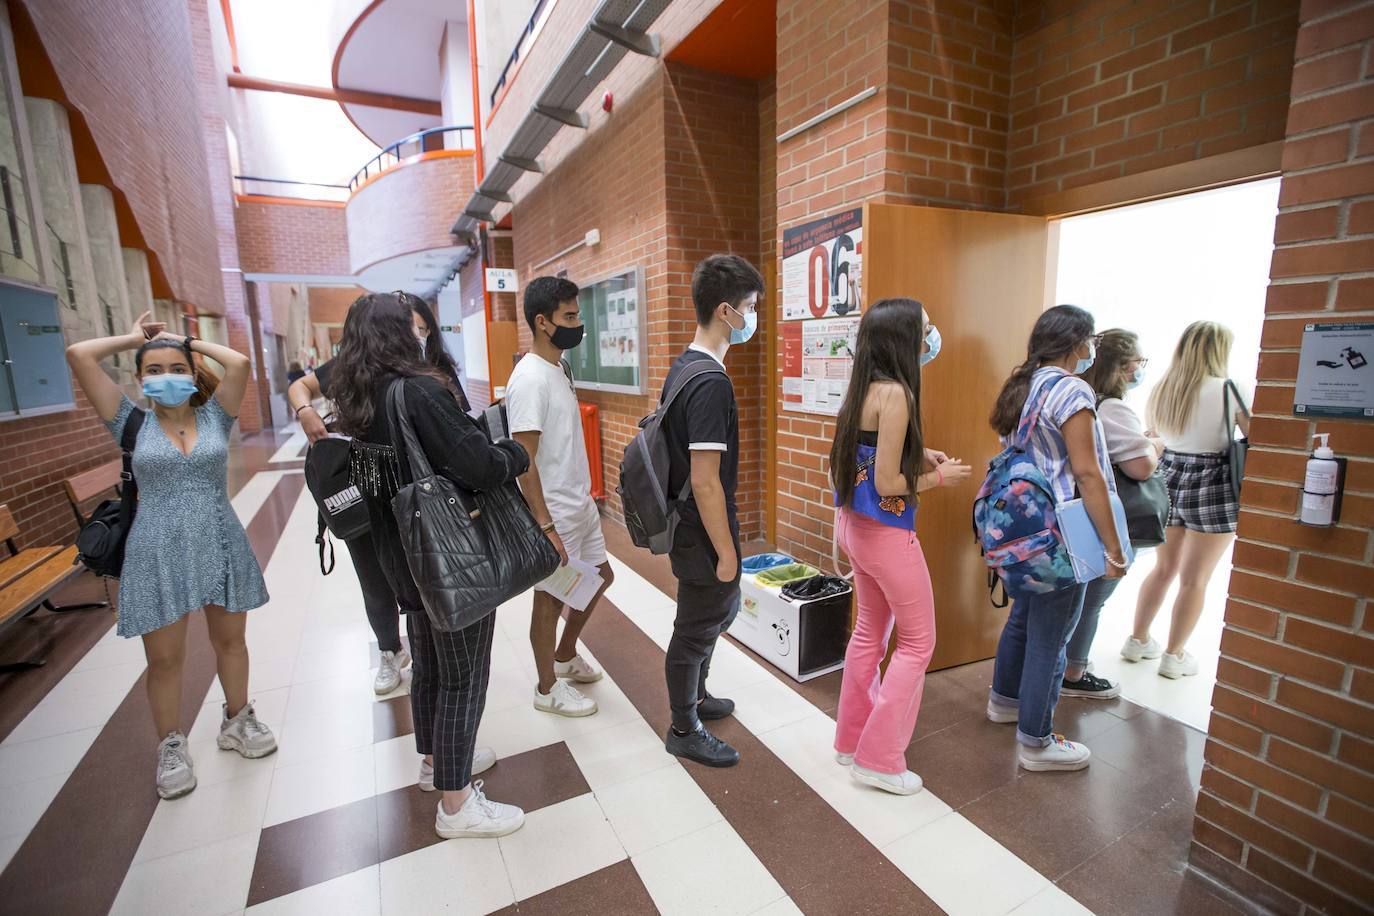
[1161,377,1249,455]
[1097,398,1155,464]
[504,353,592,522]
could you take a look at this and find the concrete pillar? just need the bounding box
[23,97,98,341]
[440,20,474,147]
[79,184,134,384]
[121,247,153,319]
[0,1,46,287]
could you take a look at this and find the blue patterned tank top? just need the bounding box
[839,431,917,530]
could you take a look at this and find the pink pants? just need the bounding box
[834,508,937,775]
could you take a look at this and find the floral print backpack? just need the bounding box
[973,376,1078,606]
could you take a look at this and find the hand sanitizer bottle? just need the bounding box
[1301,434,1339,526]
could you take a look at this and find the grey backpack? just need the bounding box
[618,359,726,554]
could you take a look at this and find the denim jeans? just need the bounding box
[1065,576,1123,670]
[989,583,1087,747]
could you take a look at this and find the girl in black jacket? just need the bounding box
[330,292,530,839]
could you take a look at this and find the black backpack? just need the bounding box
[74,408,147,578]
[304,437,370,574]
[617,360,726,554]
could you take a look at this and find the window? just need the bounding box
[0,280,75,420]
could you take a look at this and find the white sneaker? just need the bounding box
[986,699,1018,724]
[851,764,923,795]
[533,679,597,717]
[374,649,411,695]
[217,701,277,758]
[434,780,525,838]
[1159,650,1199,679]
[419,747,496,792]
[1019,734,1091,772]
[156,732,196,800]
[1121,635,1163,662]
[835,752,854,766]
[553,653,603,683]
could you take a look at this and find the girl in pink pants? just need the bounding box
[828,298,972,795]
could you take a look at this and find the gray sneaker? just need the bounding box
[217,701,278,758]
[156,732,197,800]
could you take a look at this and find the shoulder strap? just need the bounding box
[1013,372,1068,450]
[1223,379,1251,425]
[660,359,726,412]
[560,358,576,389]
[315,515,335,575]
[119,408,146,490]
[386,379,437,482]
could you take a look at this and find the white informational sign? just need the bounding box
[781,316,860,415]
[595,289,639,368]
[1294,322,1374,419]
[782,208,863,321]
[536,557,604,612]
[485,268,518,293]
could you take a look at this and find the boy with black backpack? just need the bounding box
[656,254,765,767]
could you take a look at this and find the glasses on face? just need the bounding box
[1131,356,1150,369]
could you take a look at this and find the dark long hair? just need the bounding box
[330,292,453,437]
[405,293,462,385]
[830,298,926,508]
[1080,328,1139,401]
[990,304,1096,437]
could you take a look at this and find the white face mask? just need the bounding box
[416,333,427,358]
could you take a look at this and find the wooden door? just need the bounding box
[863,203,1051,670]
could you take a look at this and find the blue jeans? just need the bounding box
[989,583,1087,747]
[1065,576,1123,671]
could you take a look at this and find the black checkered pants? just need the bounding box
[406,608,497,792]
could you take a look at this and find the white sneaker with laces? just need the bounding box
[553,653,603,683]
[1121,635,1163,662]
[419,747,496,792]
[1019,734,1091,772]
[851,764,923,795]
[434,780,525,839]
[1159,650,1200,679]
[533,679,597,717]
[217,701,278,758]
[156,731,197,800]
[374,649,411,695]
[835,752,854,766]
[986,699,1018,724]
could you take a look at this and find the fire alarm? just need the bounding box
[602,91,613,112]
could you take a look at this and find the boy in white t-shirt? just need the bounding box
[506,277,615,718]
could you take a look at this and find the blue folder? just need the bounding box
[1057,493,1136,582]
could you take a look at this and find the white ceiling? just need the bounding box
[355,246,470,297]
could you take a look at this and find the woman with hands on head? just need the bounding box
[66,310,276,802]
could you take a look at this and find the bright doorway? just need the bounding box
[1052,178,1281,731]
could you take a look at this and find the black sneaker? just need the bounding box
[665,724,740,767]
[697,694,735,721]
[1061,672,1121,699]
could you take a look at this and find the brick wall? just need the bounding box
[19,0,224,312]
[234,198,350,276]
[1189,2,1374,912]
[307,286,363,325]
[345,153,476,275]
[1007,0,1298,206]
[663,62,766,539]
[512,73,670,528]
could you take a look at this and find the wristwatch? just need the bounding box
[183,334,198,352]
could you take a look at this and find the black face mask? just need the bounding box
[546,322,585,351]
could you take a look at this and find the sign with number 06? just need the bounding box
[485,268,518,292]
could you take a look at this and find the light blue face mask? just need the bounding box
[727,305,757,346]
[1126,366,1145,390]
[142,374,198,407]
[921,324,941,367]
[1074,339,1096,375]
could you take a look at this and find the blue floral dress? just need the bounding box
[106,395,269,637]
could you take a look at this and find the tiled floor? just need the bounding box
[0,429,1247,915]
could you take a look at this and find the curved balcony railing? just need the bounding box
[348,125,475,193]
[491,0,551,109]
[234,176,350,203]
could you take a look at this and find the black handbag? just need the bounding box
[75,407,147,577]
[386,379,559,633]
[1223,379,1250,503]
[1112,465,1170,549]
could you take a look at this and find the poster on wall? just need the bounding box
[781,316,860,415]
[782,208,863,321]
[1293,322,1374,419]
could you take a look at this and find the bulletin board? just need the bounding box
[566,265,646,395]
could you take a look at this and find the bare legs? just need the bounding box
[1132,528,1234,656]
[530,562,615,693]
[141,606,251,737]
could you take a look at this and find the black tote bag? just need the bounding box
[387,380,560,632]
[1112,466,1170,549]
[1223,379,1250,503]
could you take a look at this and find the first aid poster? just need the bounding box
[782,208,863,321]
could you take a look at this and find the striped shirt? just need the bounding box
[1003,367,1114,503]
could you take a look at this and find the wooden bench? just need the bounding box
[0,503,107,672]
[64,458,124,527]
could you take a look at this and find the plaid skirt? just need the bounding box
[1160,450,1238,534]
